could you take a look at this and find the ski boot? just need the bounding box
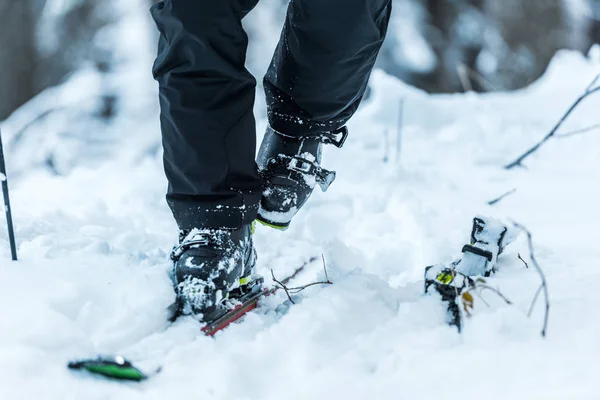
[169,223,262,322]
[256,125,348,230]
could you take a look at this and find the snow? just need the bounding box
[258,204,299,225]
[2,31,600,400]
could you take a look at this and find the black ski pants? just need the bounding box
[151,0,391,231]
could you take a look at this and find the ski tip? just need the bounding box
[68,355,150,382]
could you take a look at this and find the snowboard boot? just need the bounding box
[256,125,348,230]
[169,223,261,322]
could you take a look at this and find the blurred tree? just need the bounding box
[421,0,486,93]
[36,0,116,88]
[379,0,592,93]
[0,0,596,124]
[482,0,591,90]
[0,1,41,120]
[0,0,115,121]
[590,0,600,44]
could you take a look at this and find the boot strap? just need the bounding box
[318,126,348,148]
[170,238,209,260]
[272,126,349,148]
[285,155,337,192]
[170,232,222,261]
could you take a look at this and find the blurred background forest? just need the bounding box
[1,0,599,174]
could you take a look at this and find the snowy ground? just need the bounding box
[2,47,600,399]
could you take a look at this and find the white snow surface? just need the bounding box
[2,49,600,399]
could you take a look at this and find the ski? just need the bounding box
[424,216,518,332]
[68,256,320,381]
[202,256,318,336]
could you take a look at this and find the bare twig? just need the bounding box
[555,123,600,139]
[586,73,600,92]
[476,284,513,305]
[463,279,512,311]
[527,285,544,318]
[512,222,550,338]
[287,255,333,293]
[518,253,529,268]
[504,73,600,170]
[383,129,389,163]
[518,253,546,318]
[396,98,404,164]
[457,64,473,92]
[8,107,66,147]
[465,64,499,92]
[322,254,330,282]
[488,188,517,206]
[470,288,491,308]
[271,255,333,303]
[271,269,294,304]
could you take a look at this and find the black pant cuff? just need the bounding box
[167,192,261,231]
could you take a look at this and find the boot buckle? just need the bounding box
[288,156,336,192]
[315,169,336,191]
[288,157,314,174]
[320,126,348,148]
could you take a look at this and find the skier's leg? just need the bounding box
[264,0,392,135]
[257,0,392,228]
[151,0,262,232]
[151,0,261,321]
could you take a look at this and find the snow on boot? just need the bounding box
[169,224,258,322]
[256,125,348,229]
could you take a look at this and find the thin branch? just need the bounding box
[8,107,66,147]
[8,94,108,148]
[488,189,517,206]
[271,255,333,303]
[518,253,529,268]
[528,285,544,318]
[471,288,491,308]
[287,281,333,294]
[457,64,473,92]
[323,255,331,281]
[476,284,513,305]
[271,269,295,305]
[451,269,461,301]
[396,98,404,164]
[322,254,330,282]
[287,255,333,293]
[519,252,546,317]
[383,129,389,163]
[465,64,499,92]
[586,73,600,92]
[555,123,600,139]
[512,222,550,338]
[504,73,600,170]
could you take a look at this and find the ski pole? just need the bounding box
[0,127,17,261]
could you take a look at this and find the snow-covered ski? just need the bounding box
[68,256,320,381]
[202,255,318,336]
[424,216,520,332]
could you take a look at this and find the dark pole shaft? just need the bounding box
[0,127,17,261]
